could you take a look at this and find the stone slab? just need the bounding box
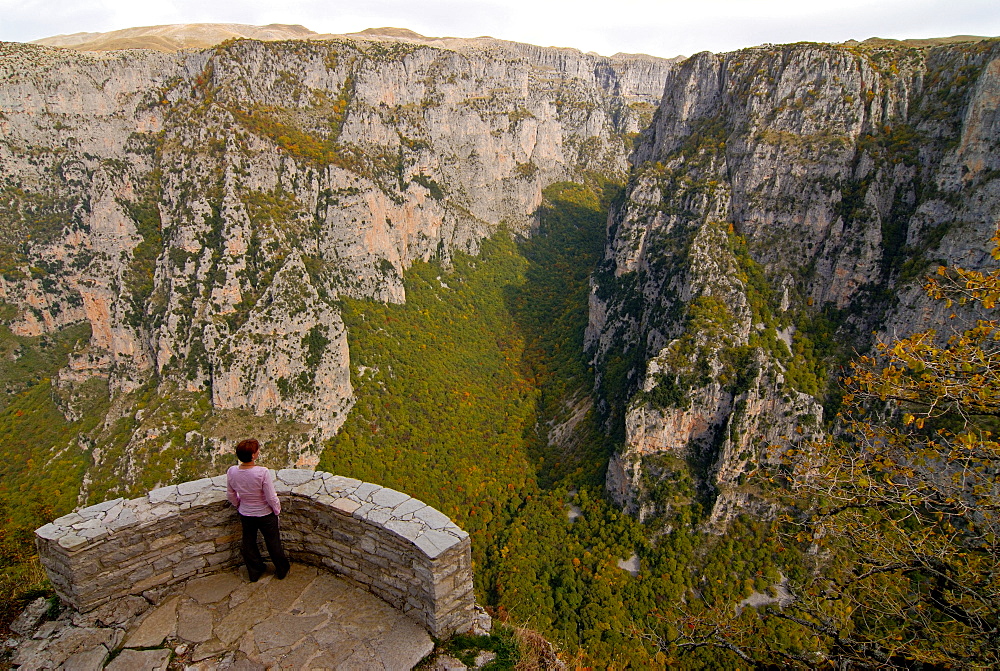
[324,475,361,491]
[185,571,243,604]
[252,613,326,651]
[385,519,424,542]
[104,647,171,671]
[176,601,214,643]
[147,486,178,504]
[370,487,410,509]
[10,597,48,636]
[291,479,324,496]
[354,482,381,501]
[36,523,68,541]
[414,506,453,530]
[215,589,273,645]
[123,596,178,648]
[393,498,427,517]
[261,564,315,612]
[61,643,109,671]
[423,528,462,553]
[277,468,315,486]
[363,507,394,525]
[58,533,88,550]
[85,498,125,515]
[332,498,361,515]
[177,478,214,496]
[431,654,469,670]
[375,614,436,669]
[275,638,321,669]
[191,638,227,662]
[15,626,116,669]
[90,595,150,627]
[414,533,447,559]
[53,512,85,526]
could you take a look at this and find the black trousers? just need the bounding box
[238,512,290,580]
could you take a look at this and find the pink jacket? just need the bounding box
[226,465,281,517]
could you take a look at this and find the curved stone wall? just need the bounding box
[34,470,475,638]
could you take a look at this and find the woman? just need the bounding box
[226,438,290,581]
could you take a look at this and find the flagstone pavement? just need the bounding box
[113,563,434,670]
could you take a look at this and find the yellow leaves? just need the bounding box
[778,232,1000,664]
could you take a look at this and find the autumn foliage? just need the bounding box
[775,234,1000,666]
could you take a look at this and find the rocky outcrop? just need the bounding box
[0,35,676,481]
[590,40,1000,524]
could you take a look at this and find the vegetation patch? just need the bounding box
[0,185,78,278]
[0,321,105,633]
[120,172,164,328]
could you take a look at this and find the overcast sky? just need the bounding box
[1,0,999,59]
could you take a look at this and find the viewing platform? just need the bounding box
[22,470,485,669]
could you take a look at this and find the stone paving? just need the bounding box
[156,564,434,669]
[11,563,436,670]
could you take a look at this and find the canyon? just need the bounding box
[1,24,999,665]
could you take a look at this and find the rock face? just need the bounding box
[589,40,1000,524]
[5,29,1000,526]
[0,35,675,482]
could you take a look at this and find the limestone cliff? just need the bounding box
[589,40,1000,524]
[4,29,999,522]
[0,34,675,490]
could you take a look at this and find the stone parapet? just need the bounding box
[34,470,476,638]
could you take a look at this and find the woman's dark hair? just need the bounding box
[235,438,259,463]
